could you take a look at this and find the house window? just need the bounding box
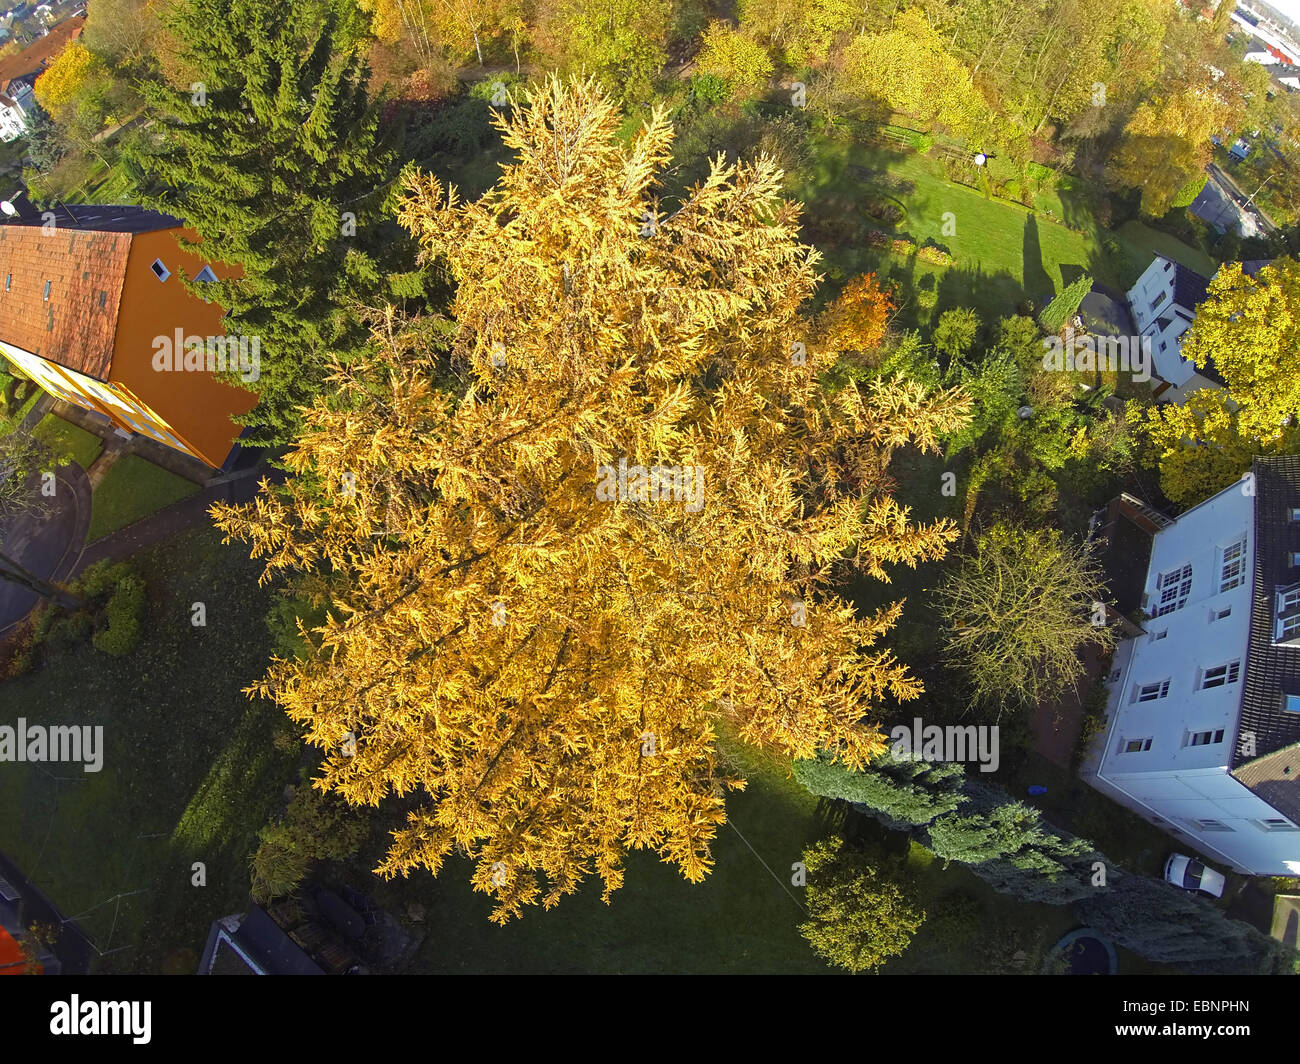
[1187,729,1227,746]
[1154,564,1192,616]
[150,258,170,282]
[1150,291,1168,312]
[1279,613,1300,642]
[1281,588,1300,613]
[1199,661,1240,689]
[1124,737,1153,753]
[1193,818,1233,832]
[1134,679,1171,703]
[1256,818,1300,831]
[1149,629,1169,642]
[1159,340,1168,352]
[42,280,50,301]
[1219,538,1246,592]
[1210,607,1231,622]
[194,265,218,283]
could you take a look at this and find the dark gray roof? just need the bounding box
[0,195,180,233]
[1172,261,1211,312]
[1233,455,1300,772]
[197,907,324,976]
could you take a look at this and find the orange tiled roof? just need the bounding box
[0,224,130,379]
[0,17,84,94]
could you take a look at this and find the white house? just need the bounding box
[1125,254,1219,402]
[1084,457,1300,877]
[0,77,34,141]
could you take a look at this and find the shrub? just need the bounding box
[91,575,144,657]
[250,785,370,903]
[1172,173,1209,210]
[799,838,926,972]
[71,560,132,599]
[0,615,37,678]
[933,307,981,358]
[916,244,953,266]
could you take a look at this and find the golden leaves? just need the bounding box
[222,74,971,922]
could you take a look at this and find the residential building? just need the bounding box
[1125,254,1220,402]
[1084,456,1300,877]
[0,9,83,139]
[0,77,34,141]
[0,201,257,468]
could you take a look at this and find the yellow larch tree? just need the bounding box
[213,75,972,923]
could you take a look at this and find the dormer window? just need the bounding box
[1277,585,1300,643]
[1285,694,1300,714]
[1290,508,1300,522]
[150,258,170,282]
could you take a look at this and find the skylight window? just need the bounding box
[194,265,217,283]
[43,280,50,301]
[151,258,170,282]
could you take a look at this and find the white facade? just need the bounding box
[1126,255,1220,403]
[0,81,33,142]
[1086,482,1300,876]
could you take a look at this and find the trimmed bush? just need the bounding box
[92,575,144,656]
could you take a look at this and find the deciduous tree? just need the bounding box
[214,75,972,922]
[799,838,925,972]
[934,522,1115,710]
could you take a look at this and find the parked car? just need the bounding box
[1163,853,1226,898]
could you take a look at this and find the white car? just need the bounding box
[1163,853,1226,898]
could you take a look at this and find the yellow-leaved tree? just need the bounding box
[34,40,105,122]
[213,75,972,922]
[1145,259,1300,507]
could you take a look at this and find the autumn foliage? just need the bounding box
[213,75,971,922]
[817,273,894,359]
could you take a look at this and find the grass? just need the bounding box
[0,380,41,435]
[786,134,1215,331]
[349,735,1086,974]
[30,413,103,470]
[86,454,200,543]
[0,524,294,973]
[370,742,836,974]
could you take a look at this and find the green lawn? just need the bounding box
[87,454,200,543]
[785,135,1214,331]
[0,380,42,435]
[31,413,103,470]
[1110,219,1219,284]
[350,733,1085,974]
[0,525,294,973]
